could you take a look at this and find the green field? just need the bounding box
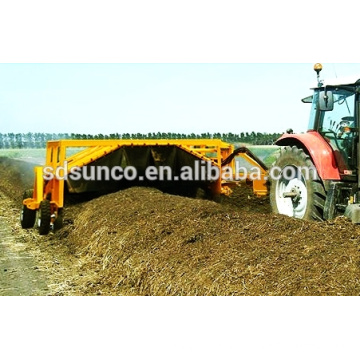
[0,148,87,165]
[0,145,280,169]
[0,148,45,158]
[0,148,46,164]
[247,145,280,167]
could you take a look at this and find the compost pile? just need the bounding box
[2,157,360,296]
[0,157,35,202]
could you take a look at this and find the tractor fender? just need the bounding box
[275,131,341,181]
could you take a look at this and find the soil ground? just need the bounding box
[1,156,360,296]
[0,200,48,296]
[0,158,48,295]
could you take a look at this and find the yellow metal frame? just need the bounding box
[23,139,268,217]
[234,151,268,197]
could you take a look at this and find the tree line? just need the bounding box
[0,132,282,149]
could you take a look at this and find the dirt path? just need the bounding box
[0,193,49,296]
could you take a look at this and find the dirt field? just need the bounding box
[1,156,360,296]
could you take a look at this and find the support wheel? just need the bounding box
[20,189,36,229]
[270,146,326,221]
[53,208,64,231]
[38,200,51,235]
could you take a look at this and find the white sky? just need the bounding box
[1,1,359,137]
[1,63,359,136]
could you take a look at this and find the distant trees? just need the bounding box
[0,132,282,149]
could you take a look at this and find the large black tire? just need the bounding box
[38,200,51,235]
[269,146,326,221]
[20,189,36,229]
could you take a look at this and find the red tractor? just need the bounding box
[270,63,360,223]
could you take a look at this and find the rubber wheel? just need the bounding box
[53,208,64,231]
[38,200,51,235]
[20,189,36,229]
[269,146,326,221]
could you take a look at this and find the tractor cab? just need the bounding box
[307,82,359,179]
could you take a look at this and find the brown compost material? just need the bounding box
[1,157,360,295]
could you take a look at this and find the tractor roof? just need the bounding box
[312,75,360,89]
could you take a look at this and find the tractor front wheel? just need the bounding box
[269,146,326,221]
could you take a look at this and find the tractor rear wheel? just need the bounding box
[20,189,36,229]
[37,200,51,235]
[269,146,326,221]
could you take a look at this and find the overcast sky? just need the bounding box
[1,63,359,136]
